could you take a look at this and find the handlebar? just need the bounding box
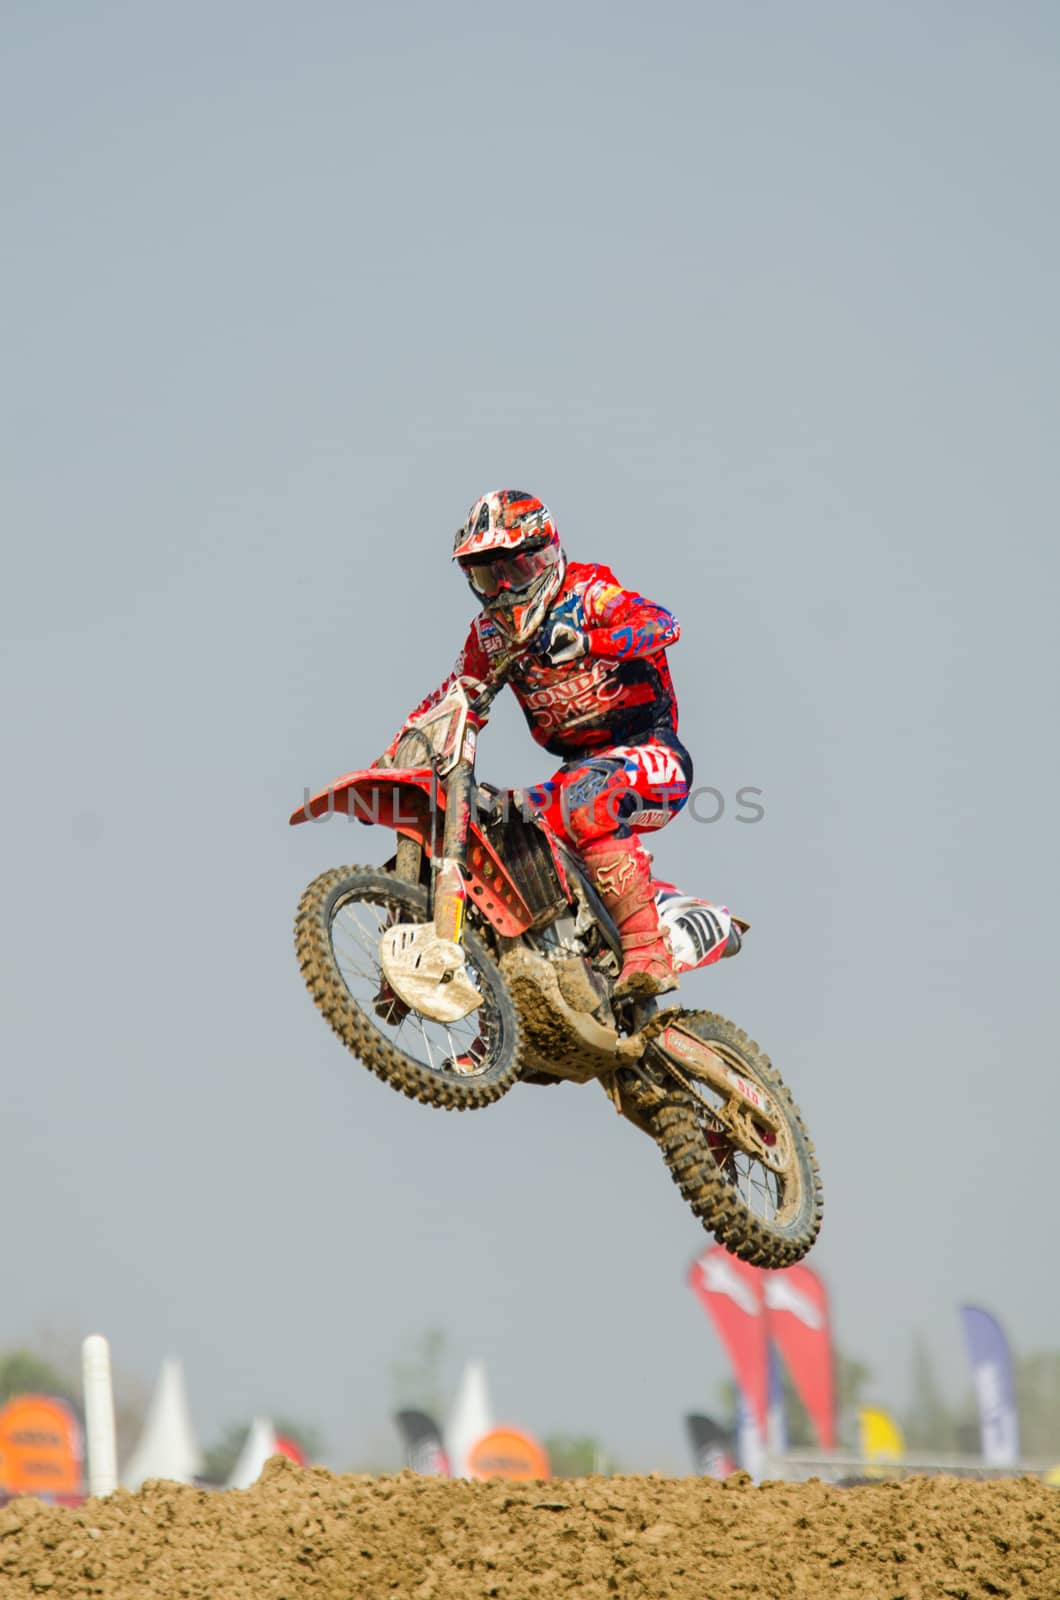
[386,651,520,774]
[468,651,519,719]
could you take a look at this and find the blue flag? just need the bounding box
[959,1305,1019,1466]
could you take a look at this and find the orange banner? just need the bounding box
[466,1427,550,1481]
[0,1395,83,1498]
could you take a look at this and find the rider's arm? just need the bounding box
[581,573,680,661]
[379,621,493,763]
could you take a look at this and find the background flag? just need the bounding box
[766,1344,788,1457]
[960,1305,1020,1466]
[763,1265,836,1448]
[122,1358,202,1489]
[735,1391,766,1481]
[684,1413,736,1479]
[228,1417,279,1489]
[274,1434,307,1467]
[858,1406,905,1462]
[445,1360,492,1479]
[394,1409,451,1476]
[688,1247,769,1434]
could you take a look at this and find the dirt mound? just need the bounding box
[0,1456,1056,1599]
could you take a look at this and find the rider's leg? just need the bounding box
[526,746,690,999]
[580,832,677,996]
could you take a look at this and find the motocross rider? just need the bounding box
[381,489,694,998]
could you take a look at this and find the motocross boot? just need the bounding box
[579,834,678,999]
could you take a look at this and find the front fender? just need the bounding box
[290,767,437,828]
[290,769,538,938]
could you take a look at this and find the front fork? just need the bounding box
[432,707,483,946]
[433,761,471,943]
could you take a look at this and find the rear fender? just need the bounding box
[290,770,539,938]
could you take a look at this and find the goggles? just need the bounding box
[461,542,559,600]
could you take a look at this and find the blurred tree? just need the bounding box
[836,1353,872,1416]
[199,1418,323,1484]
[835,1351,875,1447]
[903,1334,962,1453]
[776,1367,814,1447]
[542,1434,620,1477]
[0,1349,78,1409]
[199,1424,246,1485]
[388,1328,448,1422]
[1015,1352,1060,1459]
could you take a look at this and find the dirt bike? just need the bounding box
[291,668,822,1267]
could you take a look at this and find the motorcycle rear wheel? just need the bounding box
[295,865,522,1110]
[645,1010,822,1266]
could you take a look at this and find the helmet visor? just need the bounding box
[462,542,560,601]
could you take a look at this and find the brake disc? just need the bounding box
[378,922,484,1024]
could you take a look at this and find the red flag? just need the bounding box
[274,1435,307,1467]
[763,1264,836,1448]
[687,1247,769,1434]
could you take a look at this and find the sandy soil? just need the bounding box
[0,1456,1056,1599]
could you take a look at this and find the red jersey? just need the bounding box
[390,562,684,762]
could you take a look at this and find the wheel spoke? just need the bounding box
[728,1148,781,1220]
[688,1077,784,1225]
[332,950,379,984]
[337,914,383,960]
[417,1015,437,1071]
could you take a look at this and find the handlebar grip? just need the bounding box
[470,652,518,716]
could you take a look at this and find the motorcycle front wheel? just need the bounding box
[295,865,522,1110]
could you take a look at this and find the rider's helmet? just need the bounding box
[453,489,565,645]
